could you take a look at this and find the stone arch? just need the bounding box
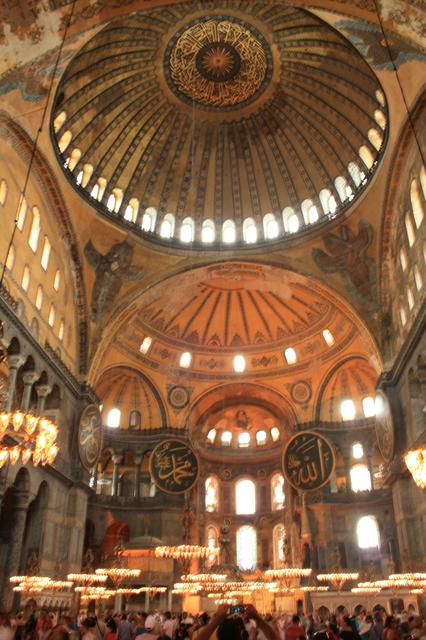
[0,111,88,374]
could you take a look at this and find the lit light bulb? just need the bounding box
[0,449,9,468]
[9,447,20,465]
[12,411,25,431]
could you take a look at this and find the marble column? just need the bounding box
[21,371,39,411]
[343,452,352,493]
[1,489,28,611]
[111,454,122,497]
[134,455,142,498]
[5,355,24,412]
[366,452,375,490]
[35,384,52,415]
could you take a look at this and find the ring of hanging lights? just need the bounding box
[11,576,72,593]
[0,412,59,467]
[317,573,359,590]
[155,545,219,560]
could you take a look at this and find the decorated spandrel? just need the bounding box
[283,430,335,491]
[78,404,103,471]
[150,439,199,494]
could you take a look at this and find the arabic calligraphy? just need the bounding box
[167,18,269,109]
[283,431,335,491]
[78,404,103,470]
[150,439,199,494]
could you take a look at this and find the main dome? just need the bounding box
[52,1,388,249]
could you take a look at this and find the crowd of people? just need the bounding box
[0,605,425,640]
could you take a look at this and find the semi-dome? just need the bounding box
[52,1,387,249]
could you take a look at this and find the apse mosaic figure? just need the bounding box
[150,439,199,494]
[84,240,144,322]
[283,430,335,491]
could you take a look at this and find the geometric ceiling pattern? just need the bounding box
[110,262,380,379]
[52,1,386,247]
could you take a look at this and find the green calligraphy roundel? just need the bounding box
[282,430,335,491]
[150,439,199,494]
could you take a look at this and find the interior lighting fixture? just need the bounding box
[317,572,359,591]
[0,412,59,467]
[404,446,426,489]
[155,545,219,561]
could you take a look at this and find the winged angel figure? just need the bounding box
[84,240,144,323]
[312,220,378,311]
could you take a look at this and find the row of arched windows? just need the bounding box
[206,515,380,571]
[105,407,141,429]
[399,167,425,330]
[205,474,285,515]
[56,105,383,246]
[2,181,65,343]
[207,426,281,447]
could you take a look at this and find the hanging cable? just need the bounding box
[372,0,425,167]
[0,0,78,289]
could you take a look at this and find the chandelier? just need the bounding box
[155,545,218,560]
[95,567,141,589]
[317,572,359,591]
[405,442,426,489]
[67,573,108,586]
[11,575,72,593]
[0,412,59,467]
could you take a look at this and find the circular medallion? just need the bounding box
[78,404,103,471]
[150,438,199,494]
[166,17,271,110]
[168,385,190,409]
[291,381,312,404]
[282,430,335,492]
[374,391,395,462]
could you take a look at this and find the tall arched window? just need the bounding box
[5,245,15,270]
[58,319,65,342]
[107,408,121,428]
[53,111,67,133]
[17,196,27,231]
[271,473,285,510]
[160,213,175,239]
[334,176,348,203]
[236,525,257,571]
[124,198,139,223]
[283,207,299,233]
[53,269,61,292]
[58,130,72,153]
[0,179,7,206]
[350,465,372,492]
[405,212,415,247]
[235,478,256,515]
[359,145,374,169]
[48,304,55,327]
[201,219,215,243]
[223,219,236,243]
[41,237,51,271]
[319,189,332,215]
[340,398,356,420]
[410,179,424,229]
[68,148,81,172]
[129,410,141,429]
[368,128,383,151]
[273,524,286,568]
[348,162,362,187]
[142,207,157,232]
[28,207,41,253]
[180,217,194,243]
[35,285,43,310]
[21,265,30,292]
[243,218,257,243]
[206,525,218,568]
[357,515,380,549]
[205,476,219,512]
[263,213,279,239]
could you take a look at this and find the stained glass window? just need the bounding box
[237,525,257,571]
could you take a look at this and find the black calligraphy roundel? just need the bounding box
[78,404,103,471]
[282,430,335,491]
[150,439,199,494]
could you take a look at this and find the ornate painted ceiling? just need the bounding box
[106,262,381,383]
[51,1,388,248]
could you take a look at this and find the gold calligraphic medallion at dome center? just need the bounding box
[167,18,269,109]
[283,430,335,491]
[150,439,199,494]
